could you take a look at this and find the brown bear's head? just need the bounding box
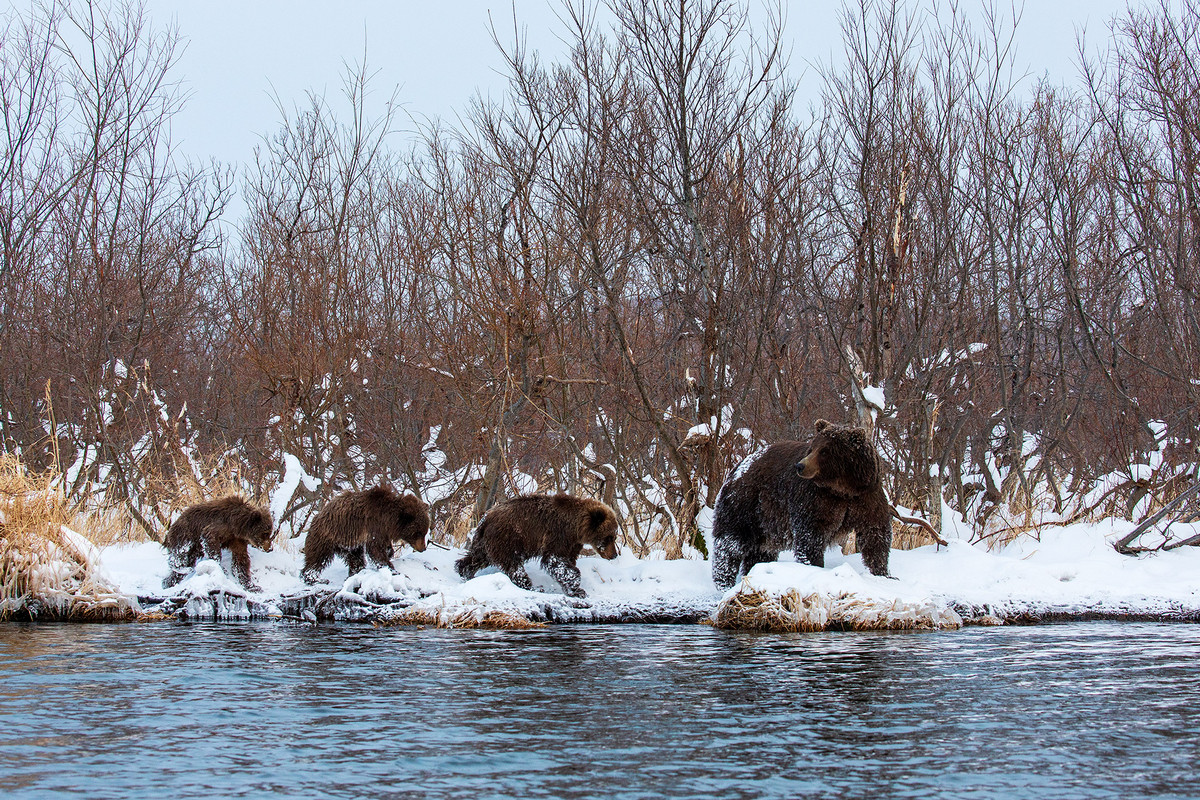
[586,503,621,559]
[248,507,275,552]
[392,493,430,553]
[796,419,879,496]
[220,496,273,551]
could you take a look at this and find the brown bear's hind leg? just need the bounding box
[711,536,744,590]
[499,560,534,591]
[742,548,779,574]
[301,538,337,584]
[365,538,395,570]
[455,548,489,580]
[201,527,225,562]
[343,546,367,576]
[163,540,200,588]
[542,555,585,598]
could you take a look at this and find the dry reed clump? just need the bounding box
[433,505,477,548]
[374,608,441,627]
[122,450,271,545]
[713,586,962,633]
[164,452,268,514]
[375,606,545,630]
[447,609,545,630]
[803,527,915,557]
[0,454,140,621]
[890,522,941,551]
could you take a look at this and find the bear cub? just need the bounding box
[301,486,429,583]
[455,493,620,598]
[711,419,893,589]
[162,496,274,592]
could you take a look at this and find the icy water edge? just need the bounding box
[0,622,1197,800]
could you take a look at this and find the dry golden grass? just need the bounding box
[967,470,1200,551]
[164,452,267,511]
[375,606,545,630]
[0,454,140,621]
[434,505,477,548]
[819,526,935,557]
[375,608,442,627]
[890,523,937,551]
[117,450,271,545]
[714,587,832,632]
[79,506,150,547]
[976,492,1046,548]
[447,609,545,630]
[713,586,962,633]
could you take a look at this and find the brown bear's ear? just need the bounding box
[815,419,831,432]
[589,508,610,530]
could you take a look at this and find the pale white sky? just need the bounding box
[138,0,1132,172]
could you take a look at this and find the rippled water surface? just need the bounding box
[1,621,1198,799]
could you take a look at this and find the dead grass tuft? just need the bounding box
[713,585,962,633]
[375,608,442,627]
[891,523,937,551]
[0,454,140,621]
[446,609,545,630]
[375,606,545,630]
[164,451,267,511]
[714,587,831,632]
[122,450,269,544]
[434,506,477,548]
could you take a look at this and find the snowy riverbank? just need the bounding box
[91,515,1200,628]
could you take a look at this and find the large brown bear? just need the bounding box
[711,419,894,589]
[163,496,274,592]
[455,494,620,598]
[301,486,429,583]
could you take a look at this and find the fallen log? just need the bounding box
[891,506,948,547]
[1113,478,1200,555]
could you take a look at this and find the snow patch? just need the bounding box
[270,453,320,528]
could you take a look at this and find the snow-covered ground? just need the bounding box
[94,513,1200,626]
[100,537,719,623]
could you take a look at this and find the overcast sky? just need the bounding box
[132,1,1134,170]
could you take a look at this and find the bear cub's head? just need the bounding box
[395,494,430,553]
[796,419,879,496]
[585,503,621,559]
[246,507,275,552]
[372,487,430,553]
[219,496,274,551]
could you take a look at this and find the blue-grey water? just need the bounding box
[0,621,1197,799]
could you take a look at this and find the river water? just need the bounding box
[0,621,1196,799]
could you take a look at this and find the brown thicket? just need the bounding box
[1,0,1197,553]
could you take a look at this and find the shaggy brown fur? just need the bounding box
[711,419,893,589]
[301,486,429,583]
[455,493,620,598]
[162,496,274,591]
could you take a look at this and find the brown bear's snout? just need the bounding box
[796,455,819,480]
[598,540,619,559]
[409,537,428,553]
